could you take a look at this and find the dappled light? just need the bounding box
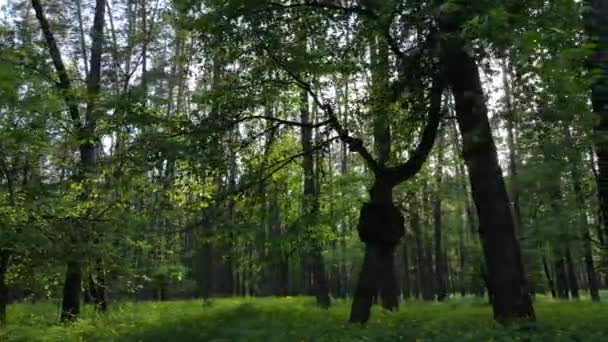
[0,0,607,340]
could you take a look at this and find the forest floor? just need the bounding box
[2,294,608,341]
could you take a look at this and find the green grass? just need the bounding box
[2,295,608,341]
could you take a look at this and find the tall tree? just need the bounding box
[300,86,331,308]
[437,4,535,322]
[433,132,447,301]
[586,0,608,248]
[32,0,107,321]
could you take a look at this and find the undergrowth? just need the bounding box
[2,294,607,341]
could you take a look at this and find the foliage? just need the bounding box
[3,296,608,341]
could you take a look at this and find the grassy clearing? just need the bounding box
[2,295,607,341]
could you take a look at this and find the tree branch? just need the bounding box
[387,76,444,184]
[31,0,82,129]
[262,46,381,174]
[236,115,331,128]
[268,1,407,62]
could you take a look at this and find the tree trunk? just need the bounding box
[0,251,8,324]
[402,241,411,299]
[555,257,569,299]
[88,261,107,312]
[441,35,534,322]
[410,195,433,300]
[584,236,601,301]
[568,132,601,301]
[350,180,404,323]
[433,135,447,301]
[32,0,106,321]
[300,87,330,308]
[565,246,580,299]
[61,260,82,322]
[409,197,424,299]
[458,216,467,297]
[541,255,556,298]
[585,0,608,250]
[502,57,537,296]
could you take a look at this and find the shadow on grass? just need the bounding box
[5,296,608,342]
[113,301,343,342]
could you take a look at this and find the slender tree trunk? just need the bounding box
[565,246,580,299]
[75,0,89,76]
[450,120,477,234]
[542,255,557,298]
[458,213,467,297]
[502,57,537,297]
[410,197,424,299]
[89,261,107,311]
[555,257,569,299]
[583,234,601,301]
[501,58,523,231]
[402,240,411,299]
[300,88,330,308]
[568,135,601,301]
[32,0,106,321]
[433,135,447,301]
[0,251,9,324]
[440,33,534,322]
[140,0,148,96]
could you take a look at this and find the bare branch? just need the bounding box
[236,115,331,128]
[262,46,381,174]
[31,0,82,129]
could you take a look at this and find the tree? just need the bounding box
[437,2,535,322]
[32,0,107,321]
[585,0,608,263]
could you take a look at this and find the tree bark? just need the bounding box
[88,261,107,312]
[32,0,106,322]
[567,132,601,301]
[60,260,82,322]
[300,88,330,308]
[350,180,404,322]
[440,35,534,322]
[574,165,601,301]
[585,0,608,250]
[409,196,424,299]
[433,135,447,301]
[402,240,411,299]
[565,246,580,299]
[555,257,570,299]
[542,255,556,298]
[0,251,8,324]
